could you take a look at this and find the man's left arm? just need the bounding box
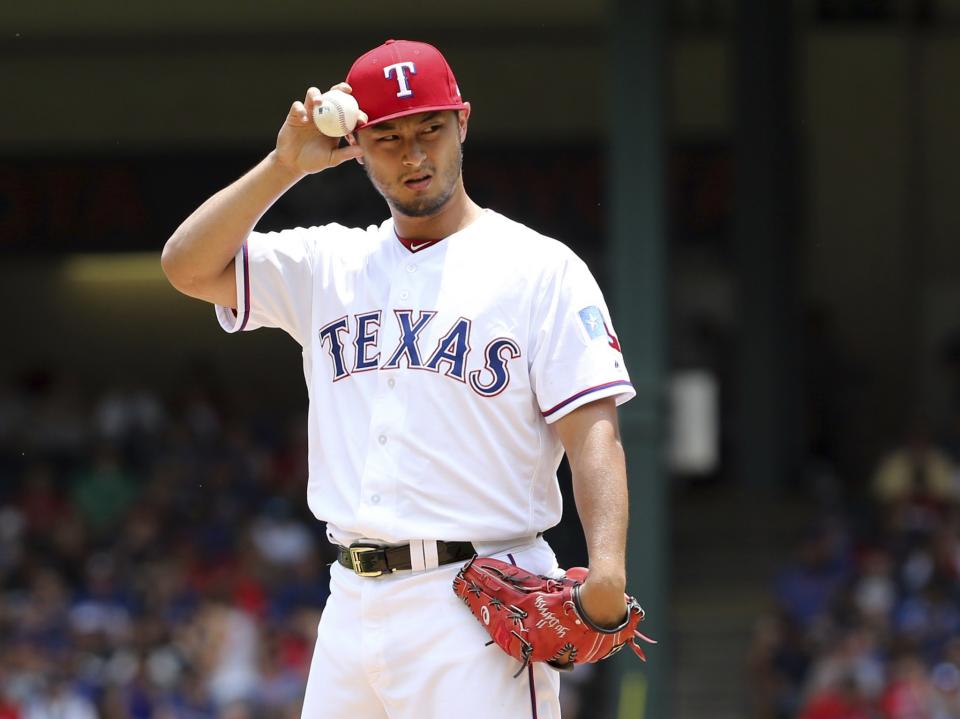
[554,396,631,627]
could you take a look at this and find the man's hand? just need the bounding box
[162,84,369,309]
[274,83,367,177]
[453,557,654,673]
[577,573,629,628]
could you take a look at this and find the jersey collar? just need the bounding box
[391,209,493,253]
[396,234,443,254]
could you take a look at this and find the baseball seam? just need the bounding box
[334,101,346,133]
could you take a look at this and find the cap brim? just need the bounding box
[354,102,468,131]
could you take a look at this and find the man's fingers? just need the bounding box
[552,647,574,666]
[330,144,364,167]
[289,100,309,125]
[305,86,323,110]
[332,83,368,127]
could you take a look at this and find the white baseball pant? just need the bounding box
[300,536,563,718]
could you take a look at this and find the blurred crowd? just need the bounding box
[751,420,960,718]
[0,372,600,719]
[0,372,328,719]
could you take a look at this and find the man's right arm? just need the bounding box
[160,84,366,308]
[160,153,304,308]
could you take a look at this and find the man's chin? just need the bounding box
[390,192,454,219]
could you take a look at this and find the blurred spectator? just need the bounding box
[749,614,812,718]
[253,634,305,717]
[94,385,165,444]
[852,548,896,632]
[17,464,70,537]
[880,654,934,718]
[270,554,329,621]
[930,661,960,718]
[70,445,137,535]
[892,581,960,662]
[803,627,885,704]
[0,677,20,719]
[774,523,853,631]
[184,601,260,709]
[872,423,957,535]
[250,499,315,567]
[18,566,71,648]
[798,674,872,719]
[69,553,133,645]
[21,675,96,719]
[164,672,216,719]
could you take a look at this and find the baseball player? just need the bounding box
[161,39,638,718]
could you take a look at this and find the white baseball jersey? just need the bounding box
[215,209,634,545]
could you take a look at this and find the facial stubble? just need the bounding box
[365,139,464,219]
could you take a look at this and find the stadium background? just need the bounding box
[4,1,960,717]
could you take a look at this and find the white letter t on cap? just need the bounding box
[384,61,416,97]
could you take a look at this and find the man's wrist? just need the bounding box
[265,150,307,184]
[585,565,626,589]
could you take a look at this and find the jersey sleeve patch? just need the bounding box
[578,306,606,340]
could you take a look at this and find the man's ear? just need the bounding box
[458,103,471,143]
[345,132,364,165]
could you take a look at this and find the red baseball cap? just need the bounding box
[346,39,467,130]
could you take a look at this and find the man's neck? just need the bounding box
[390,186,483,241]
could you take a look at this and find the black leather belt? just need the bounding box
[337,541,476,578]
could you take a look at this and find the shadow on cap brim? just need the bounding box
[355,102,469,132]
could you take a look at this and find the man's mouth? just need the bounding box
[404,174,433,191]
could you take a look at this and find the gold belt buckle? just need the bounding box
[348,545,384,578]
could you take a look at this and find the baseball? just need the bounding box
[312,89,362,137]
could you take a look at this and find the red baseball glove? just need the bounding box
[452,556,655,676]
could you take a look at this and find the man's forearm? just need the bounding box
[161,151,304,292]
[569,421,629,584]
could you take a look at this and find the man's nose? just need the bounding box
[401,140,426,167]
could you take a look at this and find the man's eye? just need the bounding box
[377,135,398,142]
[423,125,442,134]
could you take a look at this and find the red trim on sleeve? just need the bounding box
[239,241,251,331]
[541,380,633,418]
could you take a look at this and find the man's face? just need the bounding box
[353,110,468,219]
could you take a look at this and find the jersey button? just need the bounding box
[387,378,396,389]
[378,434,387,445]
[406,265,416,273]
[399,291,409,300]
[371,494,381,504]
